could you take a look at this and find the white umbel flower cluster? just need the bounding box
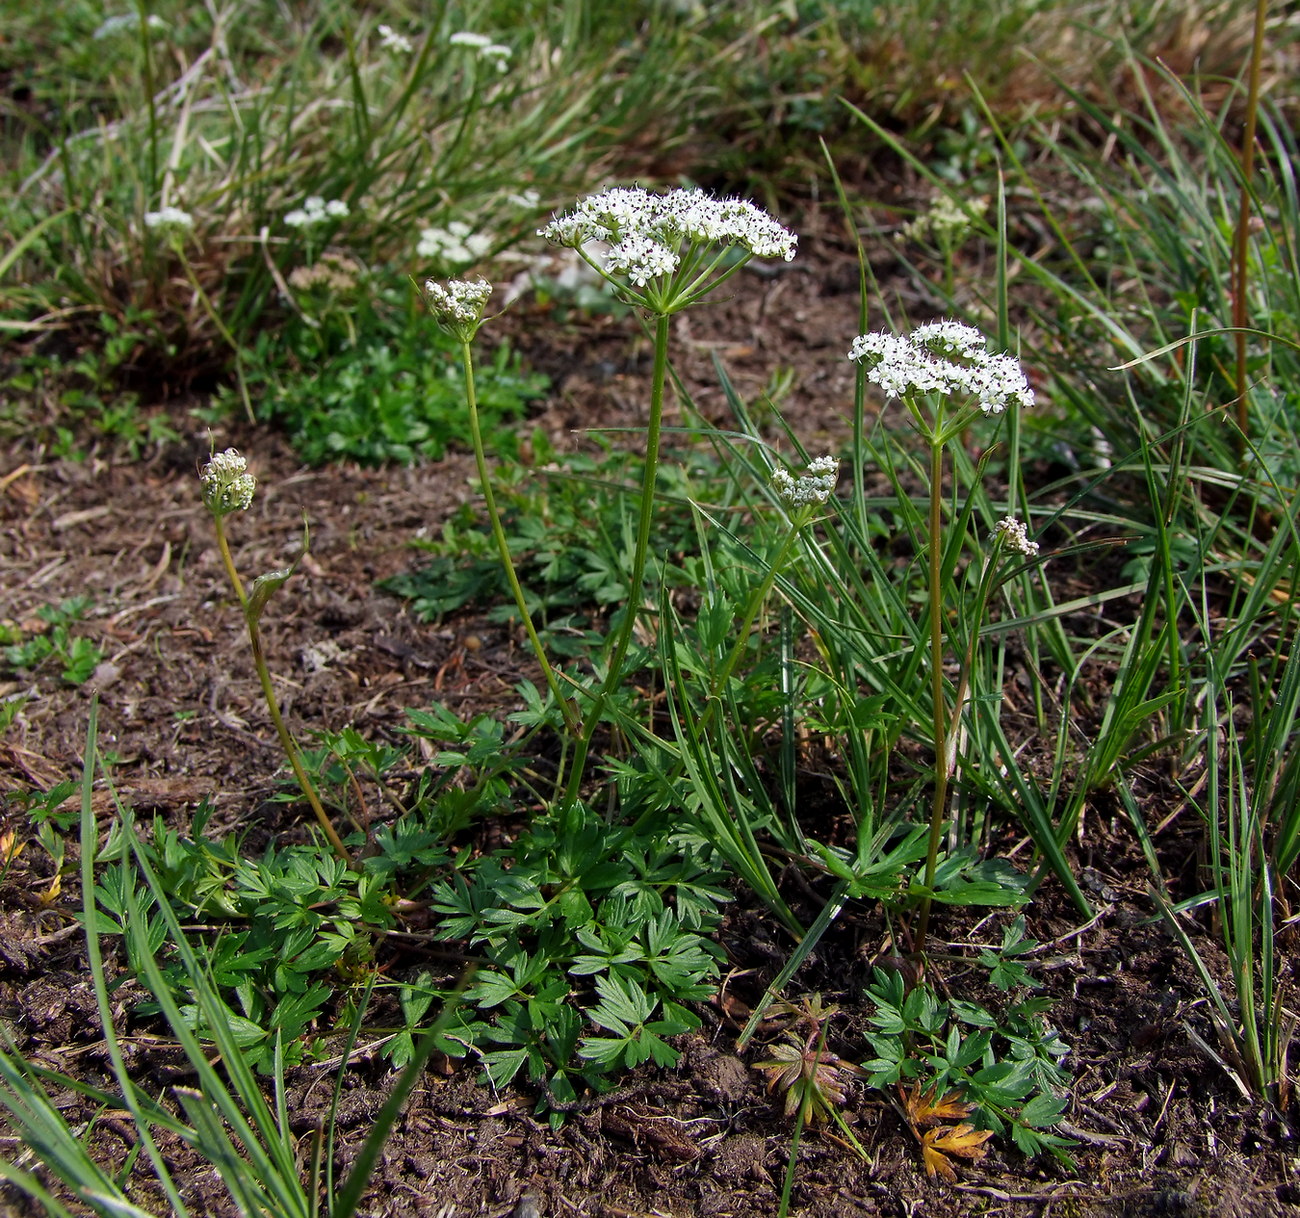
[424,278,492,329]
[991,515,1039,557]
[772,456,839,507]
[285,196,350,228]
[417,221,492,265]
[144,206,194,236]
[540,187,797,288]
[201,449,256,516]
[848,321,1034,415]
[94,12,167,39]
[449,30,511,67]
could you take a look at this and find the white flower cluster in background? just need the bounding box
[377,24,413,54]
[991,515,1039,557]
[848,321,1034,415]
[200,449,256,516]
[424,278,492,326]
[143,206,194,236]
[417,221,492,265]
[449,31,511,68]
[540,186,797,288]
[772,456,839,507]
[285,197,350,228]
[94,12,167,39]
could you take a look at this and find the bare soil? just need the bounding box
[1,227,1297,1217]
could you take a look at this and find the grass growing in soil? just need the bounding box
[1,1,1299,1215]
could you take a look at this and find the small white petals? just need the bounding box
[539,187,796,297]
[449,31,491,48]
[849,322,1033,415]
[605,233,677,287]
[285,196,350,228]
[201,448,256,516]
[991,516,1039,557]
[424,278,492,330]
[773,455,839,507]
[377,23,413,54]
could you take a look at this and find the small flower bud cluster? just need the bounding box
[144,206,194,237]
[289,253,361,295]
[772,456,839,507]
[849,321,1034,415]
[424,278,492,329]
[991,515,1039,557]
[540,187,797,289]
[417,221,492,265]
[285,196,350,228]
[201,449,256,516]
[377,23,413,54]
[902,194,986,244]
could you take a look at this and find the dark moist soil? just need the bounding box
[1,227,1298,1218]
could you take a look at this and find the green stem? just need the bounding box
[916,437,949,954]
[460,340,580,738]
[214,516,351,864]
[564,310,672,806]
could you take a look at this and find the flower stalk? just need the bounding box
[201,450,352,864]
[536,186,796,806]
[849,322,1035,955]
[423,279,581,742]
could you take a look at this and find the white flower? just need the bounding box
[377,23,413,54]
[772,455,839,507]
[417,220,492,265]
[144,206,194,237]
[481,43,511,69]
[200,449,256,516]
[285,196,350,228]
[424,278,492,331]
[848,321,1034,415]
[449,31,491,48]
[94,12,166,39]
[991,516,1039,557]
[539,186,797,293]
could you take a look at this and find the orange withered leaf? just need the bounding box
[919,1122,994,1181]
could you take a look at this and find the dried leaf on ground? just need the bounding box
[919,1122,995,1182]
